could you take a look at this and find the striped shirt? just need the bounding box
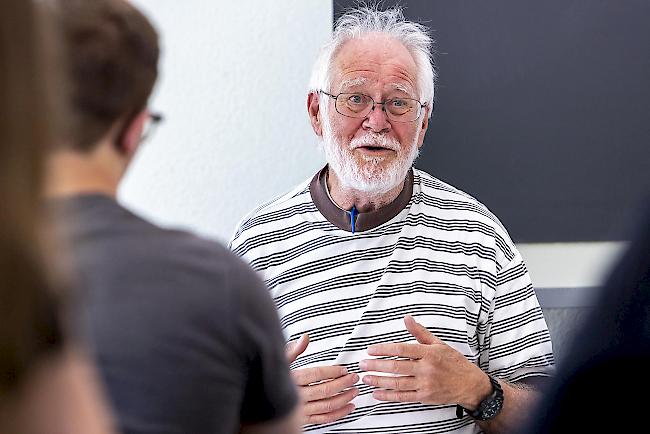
[230,167,554,434]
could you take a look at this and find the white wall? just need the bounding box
[120,0,329,242]
[519,241,624,289]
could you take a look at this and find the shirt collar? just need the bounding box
[309,165,413,233]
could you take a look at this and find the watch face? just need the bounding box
[475,376,504,420]
[480,395,504,420]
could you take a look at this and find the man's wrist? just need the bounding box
[456,374,505,421]
[461,371,493,410]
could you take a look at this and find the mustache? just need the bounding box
[349,133,401,151]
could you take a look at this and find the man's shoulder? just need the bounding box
[125,216,255,286]
[414,168,483,204]
[413,168,511,237]
[229,175,314,245]
[59,194,255,288]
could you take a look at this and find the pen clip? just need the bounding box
[349,205,357,234]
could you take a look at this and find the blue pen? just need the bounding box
[349,205,357,234]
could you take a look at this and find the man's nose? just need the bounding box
[362,103,391,133]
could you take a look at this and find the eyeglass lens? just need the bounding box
[335,93,421,121]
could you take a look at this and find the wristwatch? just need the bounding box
[455,374,504,421]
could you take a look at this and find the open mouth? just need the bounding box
[357,145,395,152]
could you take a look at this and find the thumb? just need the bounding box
[404,315,444,345]
[285,333,309,364]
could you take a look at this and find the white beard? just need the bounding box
[321,116,421,195]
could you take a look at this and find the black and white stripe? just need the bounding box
[231,169,554,434]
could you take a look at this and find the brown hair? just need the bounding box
[58,0,160,151]
[0,0,63,392]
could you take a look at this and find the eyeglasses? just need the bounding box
[319,91,429,122]
[140,112,164,144]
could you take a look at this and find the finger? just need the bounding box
[305,403,355,425]
[362,374,417,391]
[404,315,444,345]
[291,365,348,386]
[367,343,423,359]
[372,389,419,403]
[304,387,358,415]
[359,358,417,375]
[302,373,359,401]
[286,334,309,363]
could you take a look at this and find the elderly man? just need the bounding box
[230,5,554,434]
[47,1,300,433]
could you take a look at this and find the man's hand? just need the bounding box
[359,315,491,409]
[285,334,359,425]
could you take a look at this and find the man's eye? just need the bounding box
[348,94,365,104]
[391,99,407,107]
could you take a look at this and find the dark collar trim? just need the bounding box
[309,165,413,233]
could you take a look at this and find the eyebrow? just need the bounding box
[338,77,368,90]
[387,83,414,95]
[337,79,416,97]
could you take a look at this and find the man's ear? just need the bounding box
[417,106,431,148]
[117,110,149,157]
[307,92,323,137]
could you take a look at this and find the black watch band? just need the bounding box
[455,374,504,421]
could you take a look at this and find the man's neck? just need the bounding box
[46,147,123,199]
[326,168,406,213]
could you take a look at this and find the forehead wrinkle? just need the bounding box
[334,35,419,86]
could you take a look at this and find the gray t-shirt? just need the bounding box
[54,194,297,434]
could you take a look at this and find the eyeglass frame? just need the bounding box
[139,111,164,144]
[115,110,164,149]
[318,90,432,122]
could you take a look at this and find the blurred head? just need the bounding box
[0,0,62,393]
[307,6,435,194]
[57,0,159,156]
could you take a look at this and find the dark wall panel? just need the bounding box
[333,1,650,242]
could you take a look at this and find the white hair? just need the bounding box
[309,4,436,117]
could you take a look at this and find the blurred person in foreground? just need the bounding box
[230,4,554,433]
[46,0,300,433]
[0,1,115,433]
[523,198,650,433]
